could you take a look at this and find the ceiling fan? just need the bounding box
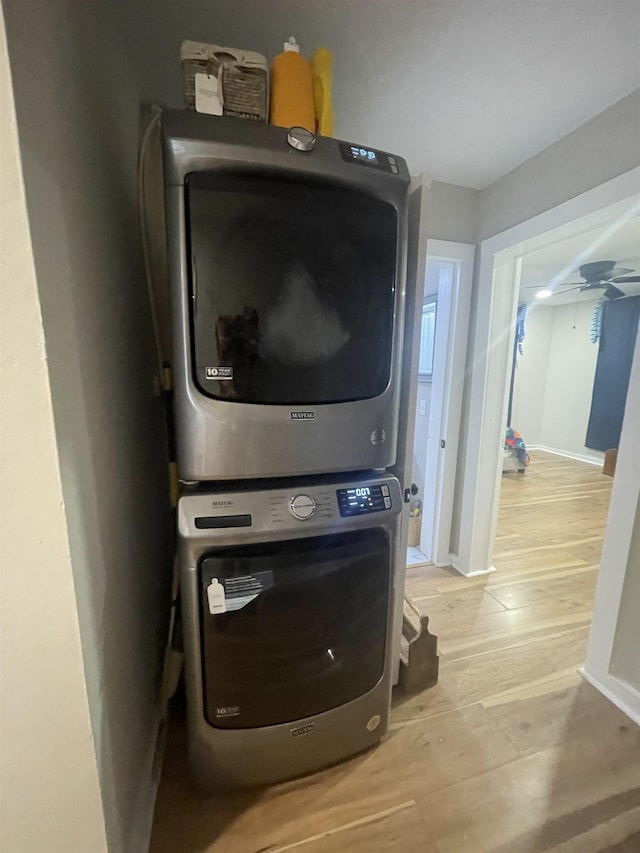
[527,260,640,300]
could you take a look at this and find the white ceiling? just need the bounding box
[121,0,640,188]
[519,214,640,305]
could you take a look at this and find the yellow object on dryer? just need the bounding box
[311,48,334,137]
[269,37,315,133]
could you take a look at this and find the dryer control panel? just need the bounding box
[338,142,401,175]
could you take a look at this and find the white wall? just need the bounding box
[511,300,604,463]
[0,10,107,851]
[3,2,173,851]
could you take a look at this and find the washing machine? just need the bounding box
[178,472,403,789]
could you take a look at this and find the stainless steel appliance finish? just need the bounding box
[178,472,402,789]
[162,110,410,481]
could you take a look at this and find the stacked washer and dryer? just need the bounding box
[162,110,412,789]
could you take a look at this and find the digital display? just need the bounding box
[338,142,400,175]
[351,146,377,163]
[337,484,392,517]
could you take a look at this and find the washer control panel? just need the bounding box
[289,494,316,520]
[336,483,391,517]
[180,474,402,540]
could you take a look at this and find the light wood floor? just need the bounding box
[150,452,640,852]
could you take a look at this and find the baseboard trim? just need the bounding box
[528,445,604,467]
[448,557,497,578]
[579,667,640,726]
[527,444,604,468]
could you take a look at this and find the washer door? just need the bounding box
[198,528,390,729]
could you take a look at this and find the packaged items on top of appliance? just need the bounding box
[311,47,334,137]
[269,37,315,133]
[181,40,268,121]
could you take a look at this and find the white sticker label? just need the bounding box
[194,73,223,116]
[224,593,259,612]
[215,706,240,718]
[221,571,273,611]
[206,366,233,380]
[207,578,226,614]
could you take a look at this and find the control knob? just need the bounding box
[289,494,316,520]
[287,126,316,152]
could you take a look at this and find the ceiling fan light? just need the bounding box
[536,289,553,299]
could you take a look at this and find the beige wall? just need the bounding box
[0,10,107,852]
[424,181,478,245]
[539,300,603,462]
[512,300,604,463]
[3,1,173,850]
[510,305,553,444]
[477,90,640,240]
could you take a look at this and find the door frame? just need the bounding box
[582,330,640,723]
[456,166,640,576]
[390,180,426,682]
[419,240,475,566]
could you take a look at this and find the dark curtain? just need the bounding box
[586,295,640,451]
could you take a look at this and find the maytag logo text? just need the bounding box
[290,723,315,737]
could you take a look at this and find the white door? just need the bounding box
[416,241,475,566]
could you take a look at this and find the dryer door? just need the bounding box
[186,172,397,404]
[198,528,390,729]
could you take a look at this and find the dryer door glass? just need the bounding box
[186,172,397,404]
[199,528,390,729]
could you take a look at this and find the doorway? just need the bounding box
[490,208,640,651]
[449,169,640,720]
[455,170,640,577]
[406,240,474,570]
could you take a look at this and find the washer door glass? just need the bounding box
[198,529,390,729]
[186,172,397,404]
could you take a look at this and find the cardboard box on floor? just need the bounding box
[603,448,618,477]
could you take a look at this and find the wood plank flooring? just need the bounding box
[149,452,640,852]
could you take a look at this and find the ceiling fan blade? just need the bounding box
[605,267,634,278]
[604,284,626,300]
[611,275,640,283]
[550,285,585,295]
[524,281,583,289]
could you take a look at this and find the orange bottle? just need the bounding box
[269,37,315,133]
